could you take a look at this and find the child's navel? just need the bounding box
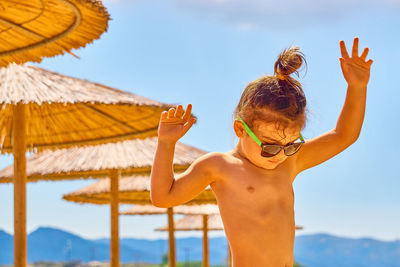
[247,186,255,193]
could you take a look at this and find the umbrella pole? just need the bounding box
[167,207,176,267]
[110,169,120,267]
[202,215,209,267]
[13,104,27,267]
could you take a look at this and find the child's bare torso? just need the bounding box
[210,150,296,267]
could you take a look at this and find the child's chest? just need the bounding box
[212,161,295,216]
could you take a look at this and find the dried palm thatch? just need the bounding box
[63,175,217,205]
[172,204,219,215]
[156,215,302,231]
[120,204,167,215]
[0,64,172,153]
[156,214,224,231]
[0,138,205,183]
[0,0,109,67]
[120,204,220,216]
[156,216,303,231]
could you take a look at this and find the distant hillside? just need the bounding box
[0,227,399,266]
[294,233,400,267]
[0,227,228,265]
[95,235,228,264]
[0,227,158,264]
[0,230,12,264]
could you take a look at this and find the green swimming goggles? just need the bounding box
[238,117,305,158]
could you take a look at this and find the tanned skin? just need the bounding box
[150,38,373,267]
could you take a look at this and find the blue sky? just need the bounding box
[0,0,399,241]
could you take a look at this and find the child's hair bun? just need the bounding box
[234,45,307,130]
[274,46,305,80]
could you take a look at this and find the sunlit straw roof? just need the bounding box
[62,175,217,206]
[155,215,303,231]
[156,214,224,231]
[0,138,205,182]
[0,64,172,153]
[120,204,220,216]
[0,0,110,67]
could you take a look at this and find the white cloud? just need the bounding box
[172,0,398,30]
[237,22,258,31]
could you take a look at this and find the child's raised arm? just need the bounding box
[150,104,219,207]
[295,37,373,174]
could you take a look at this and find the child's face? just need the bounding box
[235,119,301,170]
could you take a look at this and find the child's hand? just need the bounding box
[340,37,373,88]
[158,104,196,143]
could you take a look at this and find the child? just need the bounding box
[150,37,373,266]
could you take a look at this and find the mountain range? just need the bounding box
[0,227,399,267]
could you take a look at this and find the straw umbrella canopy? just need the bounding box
[0,64,171,267]
[156,214,224,231]
[0,138,204,267]
[62,175,216,205]
[120,204,220,216]
[63,176,217,267]
[121,204,220,267]
[0,0,110,67]
[0,138,205,182]
[0,64,169,153]
[161,219,303,232]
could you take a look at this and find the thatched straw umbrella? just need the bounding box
[0,138,203,267]
[0,138,204,182]
[156,214,224,231]
[120,204,219,216]
[121,204,220,267]
[156,214,224,267]
[63,176,217,267]
[0,0,110,67]
[0,64,170,267]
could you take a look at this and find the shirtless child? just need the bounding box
[150,37,373,266]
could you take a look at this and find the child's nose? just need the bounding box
[275,149,287,159]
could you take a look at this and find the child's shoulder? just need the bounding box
[195,151,244,183]
[191,151,234,174]
[195,151,230,166]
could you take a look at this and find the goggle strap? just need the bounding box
[299,132,305,142]
[239,117,305,145]
[238,118,262,146]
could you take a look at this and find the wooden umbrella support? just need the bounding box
[13,104,27,267]
[202,214,209,267]
[167,207,176,267]
[110,169,120,267]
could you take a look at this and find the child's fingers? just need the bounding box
[367,59,373,67]
[352,37,359,58]
[168,108,175,118]
[360,47,369,61]
[340,41,349,59]
[339,58,346,70]
[182,104,192,120]
[160,111,168,121]
[174,105,184,118]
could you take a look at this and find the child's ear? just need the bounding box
[233,120,245,138]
